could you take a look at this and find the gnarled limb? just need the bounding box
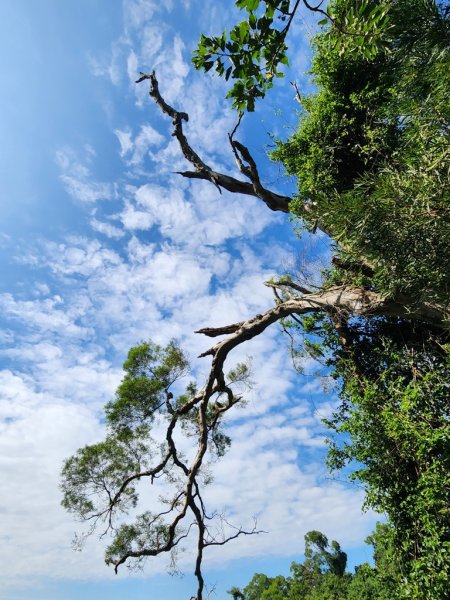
[197,285,448,347]
[137,71,292,213]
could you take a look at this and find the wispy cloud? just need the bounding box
[90,217,124,239]
[56,147,115,204]
[115,123,164,165]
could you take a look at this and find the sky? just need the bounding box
[0,1,379,599]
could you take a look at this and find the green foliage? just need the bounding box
[322,0,392,60]
[303,530,348,576]
[194,0,393,111]
[193,0,292,111]
[238,528,399,599]
[268,1,450,597]
[242,572,273,599]
[227,586,245,599]
[272,0,450,305]
[294,310,450,598]
[105,512,171,568]
[61,433,148,518]
[326,338,450,598]
[105,340,188,431]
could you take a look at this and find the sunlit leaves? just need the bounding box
[105,341,189,431]
[193,0,393,111]
[325,0,392,61]
[193,0,292,111]
[61,434,146,519]
[105,512,172,568]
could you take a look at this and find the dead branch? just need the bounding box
[195,323,245,337]
[197,286,448,358]
[291,80,304,105]
[137,71,292,213]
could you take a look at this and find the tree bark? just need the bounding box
[197,285,449,360]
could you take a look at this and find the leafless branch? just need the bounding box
[195,323,245,337]
[137,71,292,213]
[291,80,304,105]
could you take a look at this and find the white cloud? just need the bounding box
[115,127,134,156]
[0,293,92,339]
[56,148,115,204]
[90,217,124,239]
[88,41,123,85]
[152,35,190,104]
[60,175,114,203]
[123,0,173,32]
[139,24,165,64]
[127,48,139,82]
[120,200,155,230]
[44,238,122,277]
[122,180,275,248]
[115,124,164,165]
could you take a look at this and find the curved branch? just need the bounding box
[197,286,448,355]
[137,71,292,213]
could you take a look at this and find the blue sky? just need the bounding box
[0,2,378,599]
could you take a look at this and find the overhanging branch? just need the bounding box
[197,285,448,356]
[136,71,292,213]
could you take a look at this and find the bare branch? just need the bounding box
[302,0,331,21]
[203,517,266,548]
[195,323,245,337]
[138,71,292,213]
[291,80,304,105]
[265,279,312,296]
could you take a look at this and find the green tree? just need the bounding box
[64,1,449,598]
[239,530,382,599]
[61,341,254,600]
[227,586,245,599]
[241,572,274,599]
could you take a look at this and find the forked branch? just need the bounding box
[136,71,292,213]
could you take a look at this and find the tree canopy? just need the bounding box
[61,1,449,598]
[229,525,400,599]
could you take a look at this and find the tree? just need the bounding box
[61,340,259,600]
[347,523,401,600]
[227,586,245,599]
[62,1,449,598]
[237,526,403,599]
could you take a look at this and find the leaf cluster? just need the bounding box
[272,0,450,305]
[193,0,292,111]
[194,0,394,111]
